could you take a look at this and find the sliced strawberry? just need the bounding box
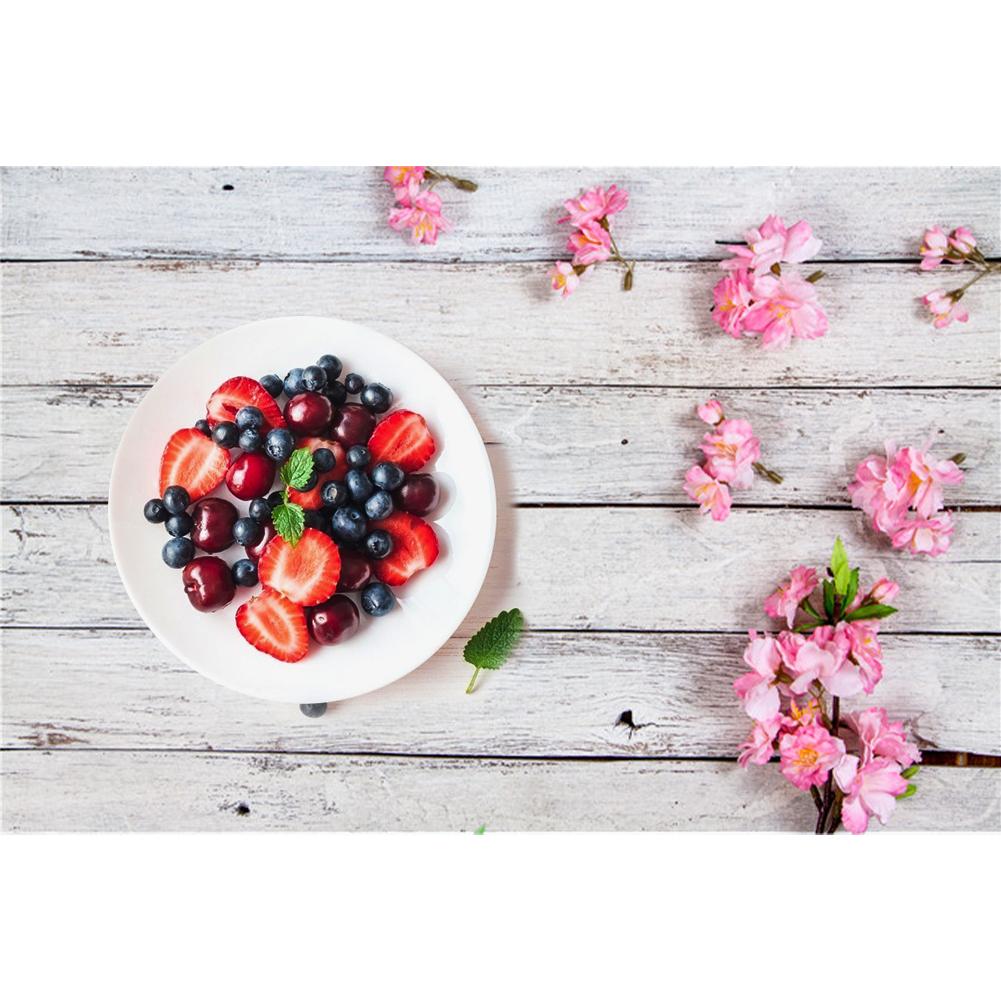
[235,587,309,663]
[258,528,341,606]
[367,410,436,473]
[206,376,286,431]
[286,437,347,510]
[372,512,440,586]
[158,428,229,500]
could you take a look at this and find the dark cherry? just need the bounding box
[307,595,360,645]
[245,521,276,561]
[283,391,333,436]
[336,548,373,593]
[190,497,239,553]
[182,556,236,612]
[331,403,376,449]
[394,474,440,516]
[225,452,276,501]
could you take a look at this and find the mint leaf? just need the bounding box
[464,608,524,694]
[271,500,305,547]
[844,603,897,622]
[831,537,851,596]
[280,447,315,491]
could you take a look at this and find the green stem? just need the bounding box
[753,461,784,484]
[465,666,482,695]
[606,228,635,290]
[953,267,993,298]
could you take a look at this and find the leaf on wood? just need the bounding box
[463,608,524,670]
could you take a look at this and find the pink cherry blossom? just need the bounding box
[778,723,845,791]
[919,226,950,270]
[711,271,755,338]
[947,226,977,258]
[868,577,900,604]
[838,620,884,694]
[384,165,426,197]
[699,418,760,489]
[890,512,955,557]
[779,626,861,698]
[783,696,822,729]
[847,448,910,534]
[834,754,908,834]
[722,216,823,276]
[738,715,781,767]
[734,631,783,720]
[845,707,920,768]
[548,261,580,298]
[763,565,819,628]
[559,184,629,228]
[891,446,964,518]
[684,465,732,522]
[567,220,612,266]
[388,186,450,245]
[742,271,829,349]
[696,399,724,425]
[922,289,969,329]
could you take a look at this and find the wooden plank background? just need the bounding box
[2,166,999,831]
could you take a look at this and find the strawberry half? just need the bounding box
[158,428,229,500]
[367,410,436,473]
[372,512,440,586]
[286,436,347,510]
[206,376,286,431]
[235,587,309,663]
[258,528,341,606]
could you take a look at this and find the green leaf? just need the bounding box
[844,568,860,610]
[464,608,524,670]
[831,537,851,596]
[280,447,315,491]
[844,603,898,622]
[822,579,835,620]
[901,765,920,779]
[473,824,486,835]
[897,783,917,800]
[271,501,305,547]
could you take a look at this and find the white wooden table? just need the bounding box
[2,167,999,831]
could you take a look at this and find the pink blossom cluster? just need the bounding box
[736,540,920,834]
[712,215,828,349]
[683,399,773,522]
[848,443,964,557]
[384,166,477,246]
[918,225,998,329]
[548,185,633,297]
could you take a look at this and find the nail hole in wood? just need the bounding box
[222,184,234,191]
[235,802,250,815]
[621,438,629,445]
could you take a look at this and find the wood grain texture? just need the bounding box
[3,630,997,756]
[3,167,998,262]
[3,261,1000,388]
[3,505,998,631]
[3,751,997,832]
[1,384,996,505]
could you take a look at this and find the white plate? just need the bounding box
[108,316,496,703]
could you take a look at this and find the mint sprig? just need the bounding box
[271,448,317,547]
[271,501,305,547]
[464,608,524,694]
[280,447,315,490]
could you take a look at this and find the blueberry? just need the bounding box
[264,428,295,463]
[144,498,168,523]
[321,480,349,508]
[371,461,405,492]
[360,382,393,414]
[162,537,195,568]
[194,419,212,437]
[365,528,394,559]
[248,497,272,523]
[235,405,264,431]
[238,428,263,452]
[364,490,393,521]
[346,468,374,502]
[316,354,342,381]
[325,381,347,407]
[212,421,239,448]
[165,512,194,537]
[260,373,284,398]
[233,516,263,547]
[344,372,364,395]
[284,367,306,397]
[302,365,327,393]
[346,444,371,469]
[312,447,335,473]
[162,485,190,515]
[267,490,285,510]
[304,509,325,531]
[331,505,367,543]
[300,702,328,718]
[361,581,396,616]
[231,558,259,587]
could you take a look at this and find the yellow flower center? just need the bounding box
[797,747,819,767]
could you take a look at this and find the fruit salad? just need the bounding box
[143,357,441,662]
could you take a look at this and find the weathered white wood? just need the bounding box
[3,629,996,756]
[3,505,998,631]
[2,384,996,505]
[2,167,997,262]
[3,262,999,387]
[3,751,996,831]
